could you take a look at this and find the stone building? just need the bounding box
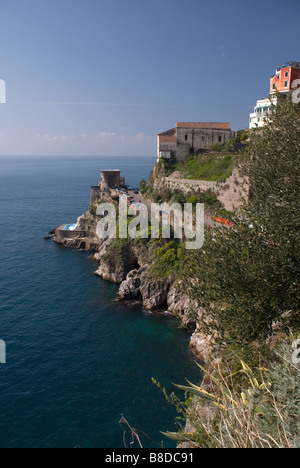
[157,122,235,162]
[99,170,125,191]
[90,170,126,206]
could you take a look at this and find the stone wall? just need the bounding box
[55,226,87,240]
[164,167,248,212]
[165,174,217,194]
[214,167,249,212]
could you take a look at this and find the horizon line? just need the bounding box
[7,101,199,109]
[0,154,155,158]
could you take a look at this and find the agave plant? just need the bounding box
[162,360,284,448]
[172,360,269,409]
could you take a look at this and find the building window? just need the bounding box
[285,71,289,78]
[273,83,276,90]
[219,136,222,143]
[185,135,188,141]
[284,81,288,88]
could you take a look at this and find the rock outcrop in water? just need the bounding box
[49,171,216,362]
[117,267,172,311]
[94,241,140,284]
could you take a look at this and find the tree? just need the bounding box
[184,98,300,353]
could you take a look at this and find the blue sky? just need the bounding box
[0,0,299,156]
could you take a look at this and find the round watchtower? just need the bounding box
[100,170,121,191]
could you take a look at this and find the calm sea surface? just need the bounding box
[0,156,200,448]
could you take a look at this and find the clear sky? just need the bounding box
[0,0,299,156]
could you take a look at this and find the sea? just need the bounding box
[0,156,200,449]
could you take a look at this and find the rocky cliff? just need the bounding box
[48,168,218,362]
[151,161,248,212]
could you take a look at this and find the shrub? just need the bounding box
[150,241,188,279]
[89,205,97,216]
[161,343,300,448]
[188,195,198,204]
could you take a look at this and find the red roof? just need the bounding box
[176,122,231,131]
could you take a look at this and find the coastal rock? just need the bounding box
[51,211,101,252]
[167,285,200,329]
[189,329,215,362]
[95,242,140,284]
[118,266,172,311]
[95,258,134,284]
[140,276,171,311]
[117,267,147,301]
[76,211,97,233]
[167,285,214,360]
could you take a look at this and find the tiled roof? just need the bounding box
[158,128,176,136]
[176,122,231,130]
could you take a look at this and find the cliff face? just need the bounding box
[152,162,248,212]
[49,174,215,362]
[116,264,213,361]
[94,240,140,284]
[117,266,172,311]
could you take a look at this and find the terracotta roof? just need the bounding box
[158,128,177,142]
[176,122,231,130]
[158,128,176,136]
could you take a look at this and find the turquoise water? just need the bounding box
[0,156,200,448]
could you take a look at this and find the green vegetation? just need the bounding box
[154,98,300,448]
[155,188,220,209]
[155,131,248,182]
[160,342,300,448]
[177,153,237,181]
[141,176,222,212]
[184,98,300,353]
[150,241,188,279]
[139,179,149,195]
[89,205,97,216]
[208,130,249,153]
